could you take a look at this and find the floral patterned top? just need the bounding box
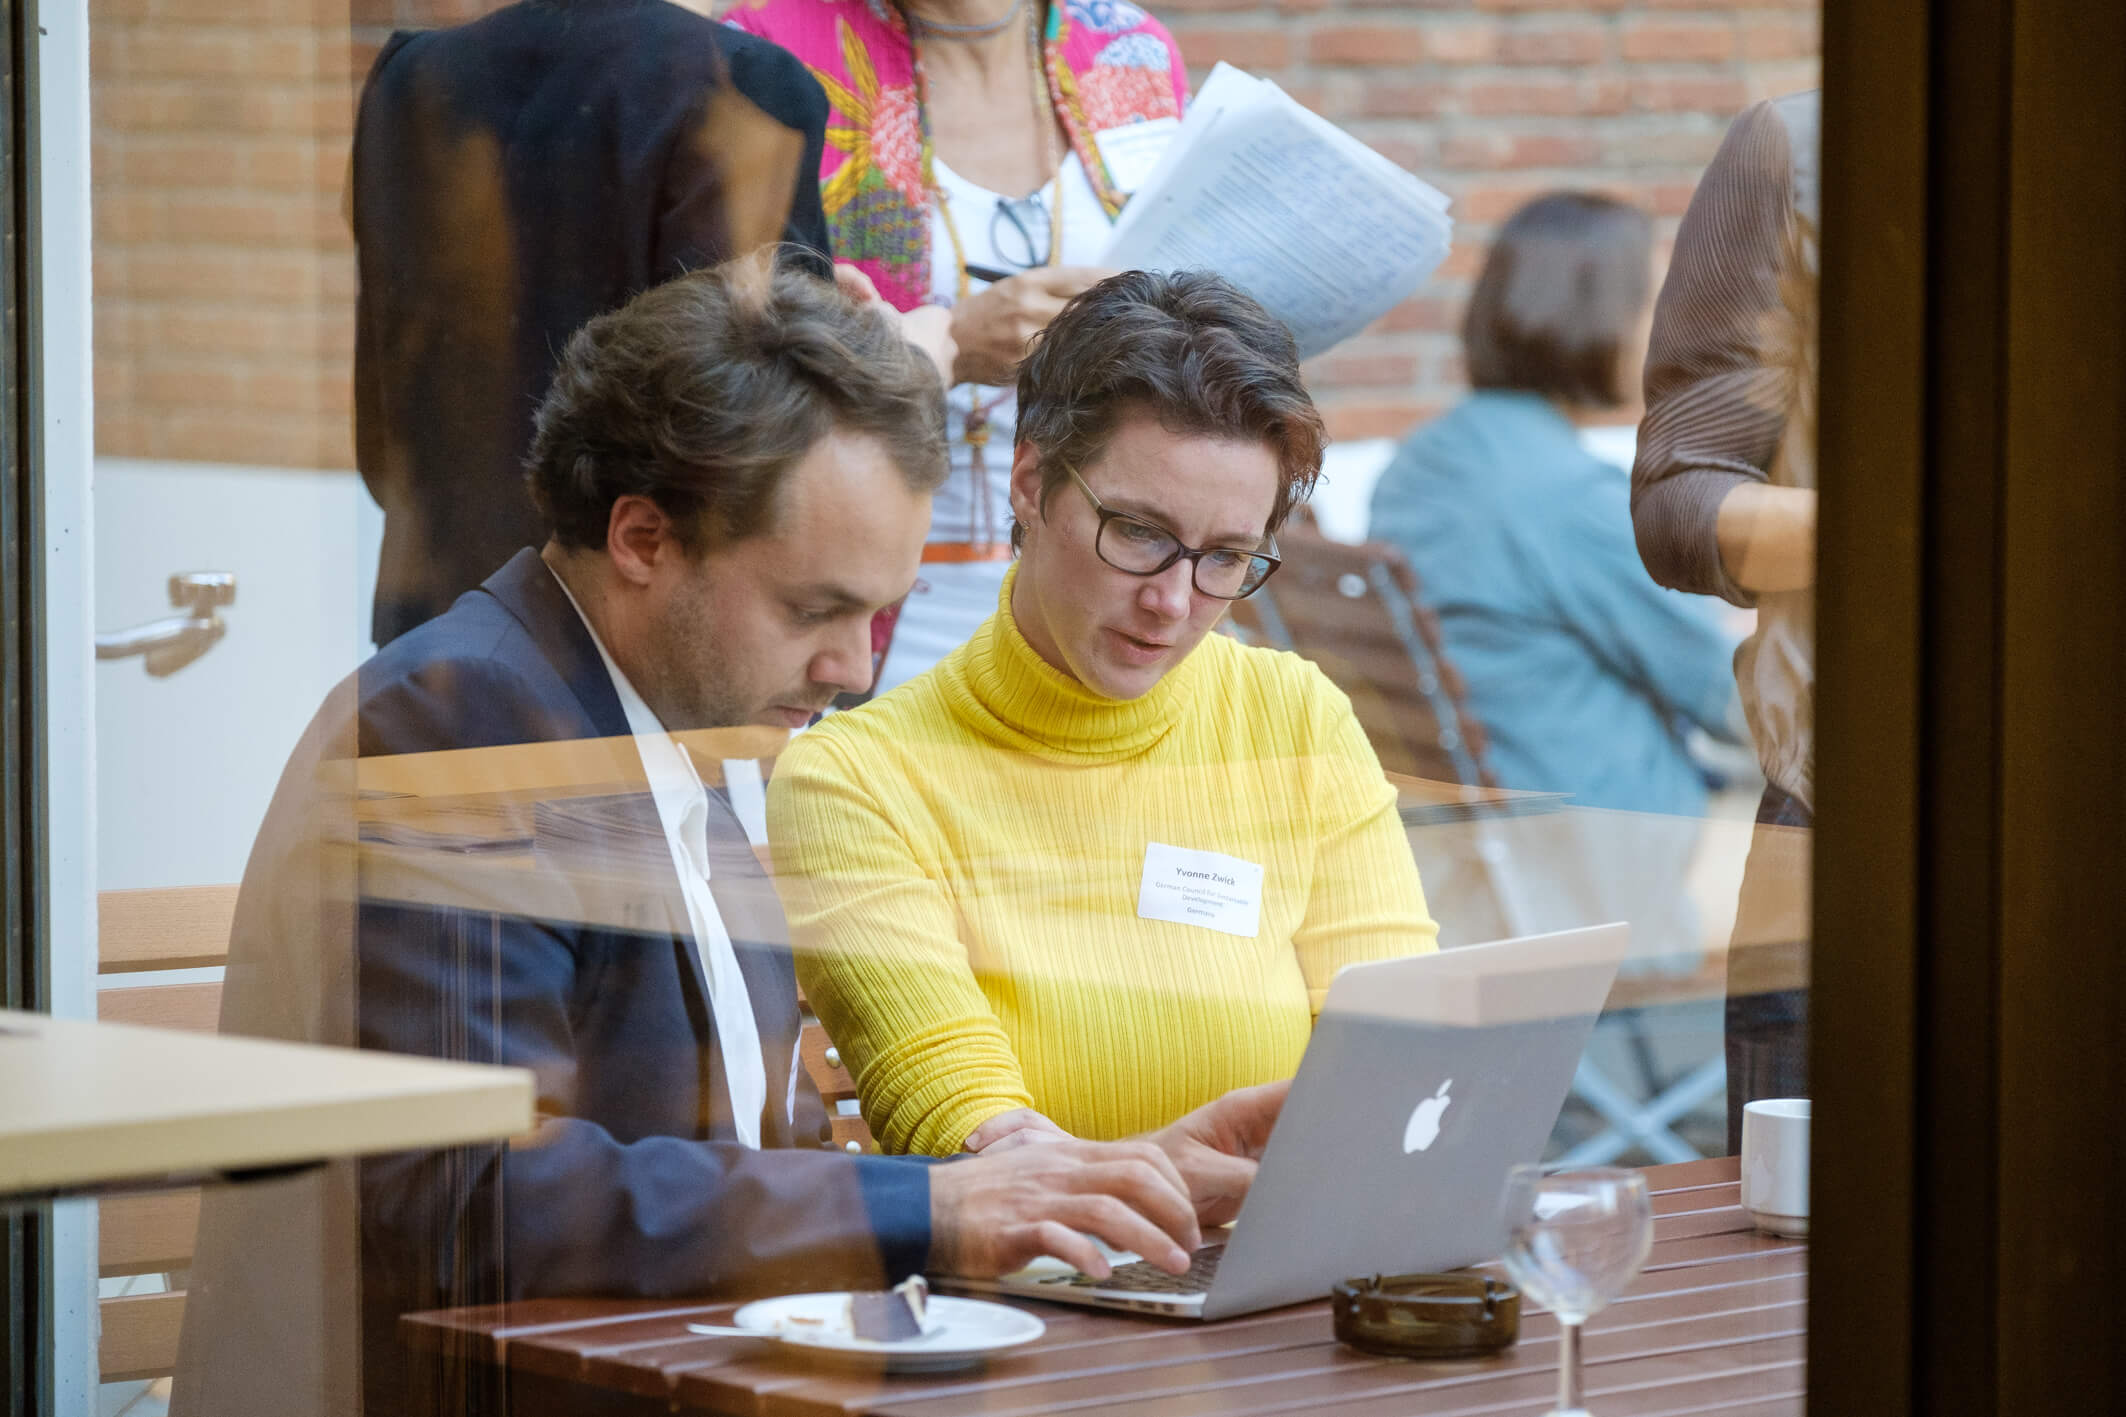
[724,0,1189,311]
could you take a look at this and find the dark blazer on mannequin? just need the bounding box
[175,549,931,1417]
[352,0,834,646]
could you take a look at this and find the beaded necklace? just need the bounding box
[907,1,1064,550]
[909,0,1024,40]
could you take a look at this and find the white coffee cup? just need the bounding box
[1740,1098,1810,1237]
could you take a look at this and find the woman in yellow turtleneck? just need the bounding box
[767,271,1438,1158]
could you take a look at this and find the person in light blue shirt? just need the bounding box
[1369,192,1744,820]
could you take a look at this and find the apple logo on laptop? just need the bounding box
[1403,1079,1454,1154]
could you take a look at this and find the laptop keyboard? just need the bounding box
[1039,1246,1224,1295]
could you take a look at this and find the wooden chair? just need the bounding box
[94,884,238,1385]
[1228,513,1496,790]
[1230,517,1727,1163]
[796,991,877,1154]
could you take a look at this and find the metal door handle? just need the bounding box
[96,572,237,676]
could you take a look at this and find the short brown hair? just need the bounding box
[1010,270,1325,551]
[528,249,947,553]
[1462,192,1653,408]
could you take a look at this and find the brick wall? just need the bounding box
[1163,1,1821,438]
[89,0,1818,467]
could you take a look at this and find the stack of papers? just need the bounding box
[1101,64,1453,360]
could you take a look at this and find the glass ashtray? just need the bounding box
[1330,1272,1520,1358]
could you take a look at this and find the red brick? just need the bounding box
[1437,241,1488,281]
[1440,129,1603,170]
[1643,180,1699,217]
[1362,133,1437,175]
[1498,19,1609,66]
[1168,23,1292,70]
[1369,295,1458,336]
[1353,77,1443,119]
[1741,14,1819,60]
[1422,23,1498,64]
[1306,23,1431,67]
[1460,75,1617,118]
[1618,18,1736,64]
[1323,400,1447,442]
[122,248,316,301]
[162,193,318,244]
[83,0,1828,477]
[95,411,157,458]
[238,137,333,189]
[1303,349,1421,388]
[137,364,244,408]
[116,25,314,79]
[1627,75,1750,114]
[1453,178,1563,224]
[1746,60,1823,104]
[144,0,314,25]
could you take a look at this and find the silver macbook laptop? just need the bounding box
[956,924,1630,1320]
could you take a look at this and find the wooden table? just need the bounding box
[0,1008,533,1198]
[402,1158,1803,1416]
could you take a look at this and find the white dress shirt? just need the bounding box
[550,567,769,1148]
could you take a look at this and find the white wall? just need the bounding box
[93,459,382,890]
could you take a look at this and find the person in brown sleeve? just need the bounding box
[1631,91,1819,1153]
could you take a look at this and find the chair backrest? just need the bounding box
[94,884,238,1386]
[795,991,877,1154]
[1229,515,1497,789]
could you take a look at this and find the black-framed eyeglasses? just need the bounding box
[989,192,1050,272]
[1064,466,1281,601]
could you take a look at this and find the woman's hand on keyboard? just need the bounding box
[962,1107,1073,1154]
[1140,1079,1293,1227]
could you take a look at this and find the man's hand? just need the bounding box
[950,266,1116,387]
[962,1107,1072,1154]
[928,1138,1201,1280]
[1140,1079,1291,1227]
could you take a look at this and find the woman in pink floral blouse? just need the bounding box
[725,0,1189,691]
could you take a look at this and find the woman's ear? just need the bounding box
[1007,443,1046,537]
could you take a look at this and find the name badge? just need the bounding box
[1137,841,1263,939]
[1094,117,1180,195]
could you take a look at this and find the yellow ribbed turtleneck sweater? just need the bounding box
[767,571,1438,1155]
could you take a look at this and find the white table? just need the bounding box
[0,1008,533,1198]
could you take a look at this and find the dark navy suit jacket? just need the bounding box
[179,550,930,1417]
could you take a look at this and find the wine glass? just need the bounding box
[1498,1165,1655,1417]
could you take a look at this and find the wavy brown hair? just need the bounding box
[1010,270,1325,551]
[528,248,947,554]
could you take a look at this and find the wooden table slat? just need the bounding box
[840,1298,1804,1417]
[402,1158,1803,1417]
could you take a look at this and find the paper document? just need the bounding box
[1101,64,1452,360]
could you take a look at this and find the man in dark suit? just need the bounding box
[181,257,1277,1417]
[352,0,835,646]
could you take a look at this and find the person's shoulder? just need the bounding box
[355,596,584,757]
[1194,632,1352,734]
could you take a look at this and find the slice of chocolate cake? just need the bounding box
[846,1275,931,1342]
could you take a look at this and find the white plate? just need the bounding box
[717,1292,1045,1372]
